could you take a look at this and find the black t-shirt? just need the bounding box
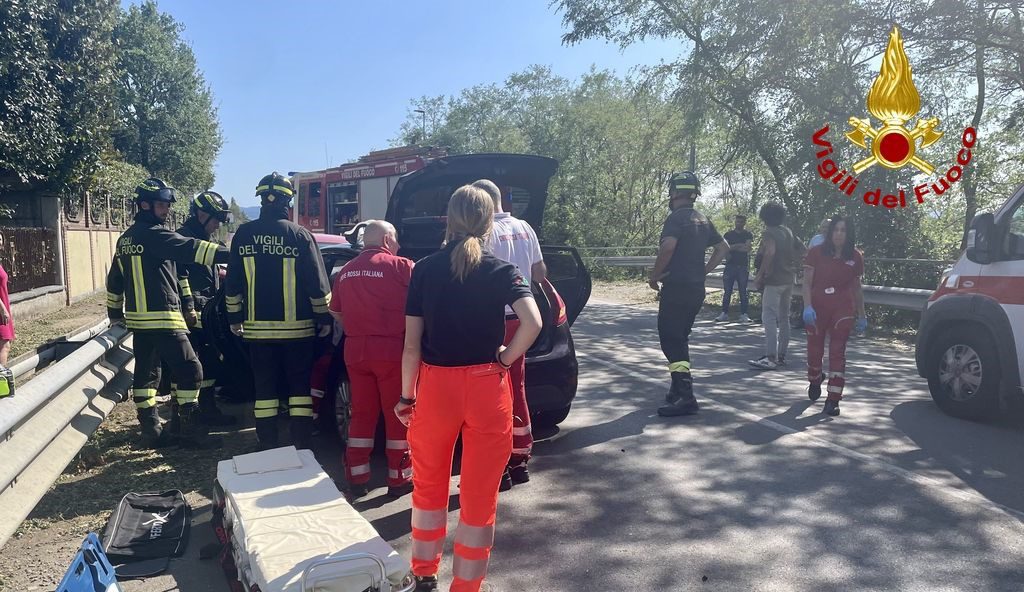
[723,229,754,268]
[406,243,534,367]
[659,207,723,284]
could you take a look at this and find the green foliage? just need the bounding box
[111,1,222,193]
[0,0,118,191]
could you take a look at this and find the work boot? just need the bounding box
[290,417,313,450]
[137,407,176,448]
[176,402,223,449]
[414,575,439,591]
[822,400,841,416]
[387,482,414,498]
[509,465,530,485]
[346,482,371,501]
[255,418,279,451]
[499,469,513,491]
[658,373,699,417]
[198,391,238,427]
[808,374,825,402]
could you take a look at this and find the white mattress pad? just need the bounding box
[216,446,409,591]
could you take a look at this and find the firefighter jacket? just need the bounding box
[106,210,229,332]
[176,217,222,314]
[223,207,332,341]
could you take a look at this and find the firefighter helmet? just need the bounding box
[190,191,232,223]
[255,173,294,205]
[668,171,701,197]
[136,178,176,204]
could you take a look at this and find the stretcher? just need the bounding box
[214,446,414,592]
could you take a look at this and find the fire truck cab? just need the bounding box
[291,146,446,235]
[916,185,1024,420]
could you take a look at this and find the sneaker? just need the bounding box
[807,382,822,402]
[776,356,787,368]
[657,399,699,417]
[346,482,371,501]
[387,482,413,498]
[714,312,729,322]
[822,400,841,416]
[748,356,777,371]
[739,314,752,323]
[509,465,530,484]
[499,469,513,491]
[414,575,439,591]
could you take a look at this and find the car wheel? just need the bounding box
[533,404,571,428]
[927,327,1001,421]
[335,378,352,443]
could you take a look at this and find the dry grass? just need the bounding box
[10,293,107,360]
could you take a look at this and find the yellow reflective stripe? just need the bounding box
[289,408,313,417]
[126,311,189,321]
[668,361,691,373]
[225,294,242,304]
[178,278,192,297]
[200,379,216,388]
[243,256,256,320]
[256,184,293,196]
[106,292,124,303]
[283,258,296,322]
[254,408,279,418]
[127,319,189,331]
[309,293,330,306]
[225,303,243,313]
[289,396,313,405]
[175,389,199,404]
[225,293,243,313]
[243,319,314,329]
[130,255,147,313]
[194,240,218,266]
[132,388,157,409]
[242,328,316,340]
[254,399,279,408]
[117,259,124,274]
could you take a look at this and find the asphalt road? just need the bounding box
[121,299,1024,591]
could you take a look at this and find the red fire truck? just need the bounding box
[290,145,447,235]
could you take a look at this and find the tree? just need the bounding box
[0,0,118,191]
[111,1,221,192]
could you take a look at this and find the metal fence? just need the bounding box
[0,226,60,293]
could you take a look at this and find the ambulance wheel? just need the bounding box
[927,327,1001,421]
[334,379,352,444]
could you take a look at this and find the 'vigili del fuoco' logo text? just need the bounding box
[811,26,976,209]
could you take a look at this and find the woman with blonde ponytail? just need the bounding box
[395,184,542,591]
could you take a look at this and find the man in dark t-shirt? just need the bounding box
[717,214,754,322]
[648,171,730,417]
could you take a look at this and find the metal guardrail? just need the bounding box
[0,320,133,546]
[704,271,931,311]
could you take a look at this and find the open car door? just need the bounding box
[541,245,591,326]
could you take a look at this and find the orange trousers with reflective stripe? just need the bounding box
[503,318,532,468]
[345,358,411,486]
[408,362,512,592]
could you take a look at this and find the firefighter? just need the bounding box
[472,179,546,489]
[106,178,229,448]
[647,172,730,417]
[330,220,414,499]
[173,191,236,426]
[395,185,542,592]
[224,173,332,450]
[802,216,867,416]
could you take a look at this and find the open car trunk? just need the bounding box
[386,153,590,325]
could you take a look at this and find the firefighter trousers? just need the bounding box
[345,357,411,487]
[806,300,855,401]
[248,340,316,449]
[132,332,202,410]
[159,327,221,407]
[503,318,531,468]
[408,362,512,592]
[658,282,706,375]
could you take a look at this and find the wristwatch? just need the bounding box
[399,395,416,405]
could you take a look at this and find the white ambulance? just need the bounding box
[916,188,1024,420]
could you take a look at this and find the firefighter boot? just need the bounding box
[255,417,279,451]
[137,407,176,448]
[198,390,238,427]
[290,416,313,450]
[177,402,223,449]
[657,373,699,417]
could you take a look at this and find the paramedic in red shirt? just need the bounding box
[395,185,541,592]
[330,220,415,498]
[472,179,546,489]
[802,216,867,417]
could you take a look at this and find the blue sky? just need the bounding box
[136,1,680,207]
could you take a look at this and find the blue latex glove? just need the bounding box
[802,305,817,327]
[855,316,867,333]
